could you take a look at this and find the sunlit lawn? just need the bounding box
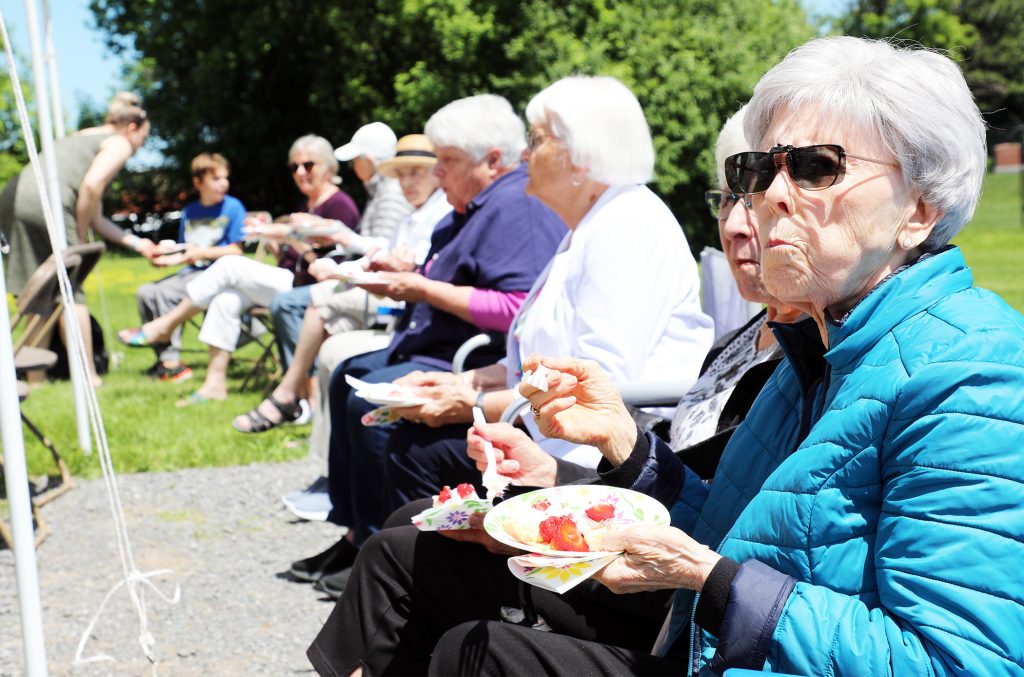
[4,172,1022,482]
[11,252,311,480]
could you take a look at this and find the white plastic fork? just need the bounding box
[473,406,511,501]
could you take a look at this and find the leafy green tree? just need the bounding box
[957,0,1023,147]
[87,0,813,250]
[0,50,33,185]
[838,0,1023,149]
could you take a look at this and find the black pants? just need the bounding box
[429,621,688,676]
[307,500,672,677]
[384,423,482,516]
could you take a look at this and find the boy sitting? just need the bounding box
[124,152,246,381]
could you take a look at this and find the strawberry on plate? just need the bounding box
[550,518,589,552]
[531,498,552,511]
[585,503,616,522]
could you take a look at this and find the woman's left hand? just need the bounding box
[394,384,475,427]
[359,272,428,303]
[589,525,721,594]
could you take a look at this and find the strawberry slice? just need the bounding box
[538,515,566,543]
[437,486,452,504]
[550,518,589,552]
[531,498,551,511]
[455,483,476,498]
[585,503,615,522]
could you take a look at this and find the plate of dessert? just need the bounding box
[483,485,669,557]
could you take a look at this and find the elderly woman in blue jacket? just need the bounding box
[444,37,1024,676]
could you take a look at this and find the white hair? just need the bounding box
[425,95,525,167]
[715,105,749,189]
[745,36,986,250]
[289,134,340,177]
[525,76,654,186]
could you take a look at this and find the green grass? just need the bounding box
[5,172,1022,482]
[950,173,1024,310]
[11,254,310,480]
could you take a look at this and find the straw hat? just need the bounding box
[377,134,437,178]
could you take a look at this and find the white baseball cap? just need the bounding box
[334,122,398,162]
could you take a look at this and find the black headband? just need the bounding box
[394,150,435,159]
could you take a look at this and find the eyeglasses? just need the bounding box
[704,190,743,219]
[527,129,556,152]
[724,144,898,195]
[288,160,317,174]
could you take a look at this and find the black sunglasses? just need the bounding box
[703,190,743,219]
[288,160,317,174]
[724,144,898,195]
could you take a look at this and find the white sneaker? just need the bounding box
[284,489,332,521]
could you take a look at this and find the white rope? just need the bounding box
[0,12,179,672]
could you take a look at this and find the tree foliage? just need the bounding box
[838,0,1023,148]
[84,0,812,251]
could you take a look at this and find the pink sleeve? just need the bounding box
[468,289,529,332]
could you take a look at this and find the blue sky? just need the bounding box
[2,0,851,126]
[1,0,124,126]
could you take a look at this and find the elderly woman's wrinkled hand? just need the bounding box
[590,525,721,595]
[358,272,428,303]
[393,384,475,427]
[519,355,638,463]
[438,512,521,555]
[308,257,342,282]
[467,421,557,488]
[393,370,462,389]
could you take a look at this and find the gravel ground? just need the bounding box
[0,458,346,676]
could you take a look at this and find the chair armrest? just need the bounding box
[617,380,691,408]
[498,380,688,426]
[451,333,495,375]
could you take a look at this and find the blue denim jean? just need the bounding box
[269,284,312,371]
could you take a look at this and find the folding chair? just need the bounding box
[0,382,53,549]
[238,306,281,392]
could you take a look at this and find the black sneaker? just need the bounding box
[287,538,359,583]
[314,565,353,600]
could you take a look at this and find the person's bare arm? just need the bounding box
[76,134,134,245]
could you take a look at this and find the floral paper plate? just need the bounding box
[507,553,619,594]
[483,485,669,557]
[411,497,492,531]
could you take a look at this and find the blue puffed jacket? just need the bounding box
[638,247,1024,675]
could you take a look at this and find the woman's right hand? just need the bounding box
[467,421,557,488]
[393,370,461,388]
[437,512,520,555]
[519,355,637,463]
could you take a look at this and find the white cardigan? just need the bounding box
[505,184,714,467]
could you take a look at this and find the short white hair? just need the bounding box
[715,105,749,189]
[289,134,339,177]
[425,95,525,167]
[525,76,654,186]
[745,36,986,250]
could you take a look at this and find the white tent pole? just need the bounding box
[23,0,92,454]
[0,236,49,676]
[41,0,63,139]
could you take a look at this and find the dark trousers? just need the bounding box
[325,349,435,545]
[307,499,672,677]
[384,423,482,516]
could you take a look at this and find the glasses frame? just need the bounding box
[724,144,898,195]
[288,160,317,174]
[704,190,745,219]
[527,129,560,152]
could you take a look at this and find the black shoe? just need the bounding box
[287,538,359,583]
[314,565,353,600]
